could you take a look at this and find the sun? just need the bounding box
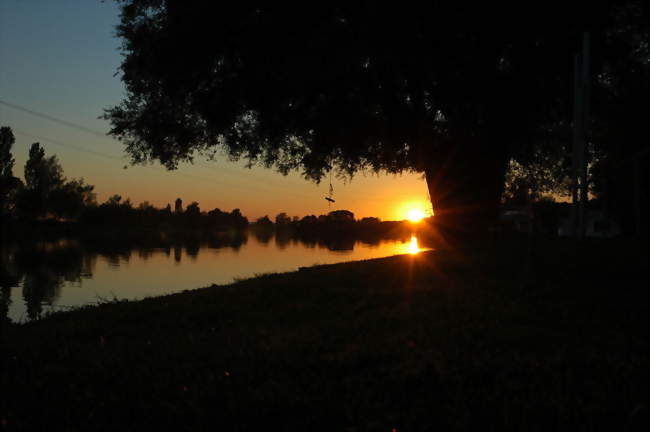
[398,200,432,223]
[406,208,426,223]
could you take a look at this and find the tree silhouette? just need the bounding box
[0,246,21,324]
[0,126,21,220]
[24,143,63,192]
[105,1,645,235]
[185,201,200,216]
[0,127,15,179]
[49,178,96,220]
[502,150,573,205]
[184,201,201,227]
[17,143,65,219]
[15,143,97,220]
[275,212,291,226]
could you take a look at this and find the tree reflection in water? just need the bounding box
[0,247,20,324]
[0,231,252,320]
[0,240,91,320]
[252,229,273,245]
[0,230,418,322]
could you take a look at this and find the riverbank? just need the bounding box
[2,239,648,430]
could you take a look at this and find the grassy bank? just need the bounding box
[1,239,648,431]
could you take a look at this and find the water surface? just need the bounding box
[0,232,424,322]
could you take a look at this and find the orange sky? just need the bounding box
[8,130,432,221]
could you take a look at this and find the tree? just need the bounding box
[254,215,273,229]
[230,208,248,229]
[0,126,20,219]
[14,142,96,221]
[90,194,133,225]
[24,143,63,191]
[328,210,355,223]
[18,143,65,218]
[106,194,123,206]
[185,201,201,218]
[206,207,248,230]
[0,127,15,179]
[502,147,571,205]
[274,212,291,226]
[587,1,650,235]
[137,200,155,212]
[105,1,644,234]
[49,178,96,220]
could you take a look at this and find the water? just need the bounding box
[0,232,425,322]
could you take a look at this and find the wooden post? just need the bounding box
[580,32,590,239]
[573,32,590,240]
[634,160,641,236]
[572,52,583,238]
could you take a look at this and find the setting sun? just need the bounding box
[407,208,426,223]
[398,200,432,223]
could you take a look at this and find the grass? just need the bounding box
[1,238,648,431]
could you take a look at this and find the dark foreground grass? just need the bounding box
[1,239,648,431]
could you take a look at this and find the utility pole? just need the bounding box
[572,32,590,239]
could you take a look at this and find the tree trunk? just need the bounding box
[424,138,508,242]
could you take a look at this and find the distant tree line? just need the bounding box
[81,196,248,232]
[0,126,247,233]
[252,209,418,241]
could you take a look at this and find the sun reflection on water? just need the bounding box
[406,235,421,255]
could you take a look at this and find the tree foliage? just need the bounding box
[185,201,201,218]
[16,143,96,220]
[24,143,64,196]
[107,2,512,176]
[49,178,97,220]
[0,126,20,217]
[19,143,64,218]
[0,127,15,179]
[105,1,647,231]
[103,1,604,179]
[274,212,291,226]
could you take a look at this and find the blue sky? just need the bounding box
[0,0,430,220]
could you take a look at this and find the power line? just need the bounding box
[2,99,421,204]
[16,133,265,191]
[14,129,125,162]
[0,99,109,139]
[1,98,316,193]
[12,129,318,199]
[12,130,261,190]
[3,99,426,207]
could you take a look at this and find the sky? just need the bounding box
[0,0,431,221]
